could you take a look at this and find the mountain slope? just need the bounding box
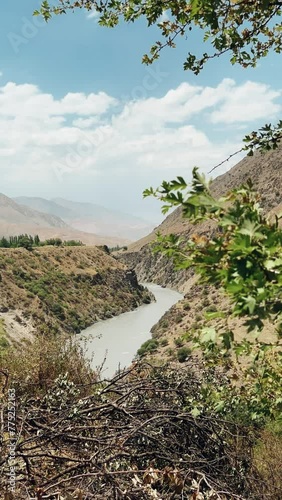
[121,146,282,290]
[118,146,282,365]
[0,193,128,246]
[0,193,68,228]
[14,196,155,241]
[0,246,152,344]
[13,197,72,219]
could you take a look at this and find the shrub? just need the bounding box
[160,338,169,347]
[177,347,191,363]
[205,305,217,313]
[137,338,159,357]
[0,333,96,398]
[175,314,183,324]
[183,302,191,311]
[174,336,184,347]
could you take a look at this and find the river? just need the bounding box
[79,283,183,378]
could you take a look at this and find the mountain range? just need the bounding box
[0,193,156,245]
[13,196,155,242]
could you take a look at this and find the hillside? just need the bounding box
[14,196,156,241]
[118,147,282,363]
[0,193,68,228]
[0,246,152,348]
[120,146,282,291]
[0,193,128,246]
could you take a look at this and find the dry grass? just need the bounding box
[0,246,150,338]
[252,425,282,499]
[0,332,97,399]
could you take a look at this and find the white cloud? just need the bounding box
[72,117,101,128]
[0,82,117,117]
[0,78,280,204]
[210,81,281,123]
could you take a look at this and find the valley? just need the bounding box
[0,245,152,349]
[1,147,282,499]
[1,0,282,497]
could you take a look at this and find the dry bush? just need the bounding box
[0,333,97,398]
[0,362,260,499]
[251,425,282,499]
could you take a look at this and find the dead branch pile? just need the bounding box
[0,363,257,499]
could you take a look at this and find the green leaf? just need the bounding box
[243,296,256,314]
[191,407,201,417]
[200,327,216,343]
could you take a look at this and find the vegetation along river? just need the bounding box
[79,283,183,378]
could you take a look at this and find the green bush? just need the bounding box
[160,338,169,347]
[137,339,159,357]
[175,314,183,324]
[174,336,184,347]
[183,302,191,311]
[177,347,191,363]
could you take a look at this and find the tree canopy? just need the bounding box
[37,0,282,153]
[38,0,282,73]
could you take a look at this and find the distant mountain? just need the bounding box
[0,193,128,246]
[0,193,68,228]
[14,197,72,220]
[14,196,156,241]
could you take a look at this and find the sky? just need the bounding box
[0,1,281,222]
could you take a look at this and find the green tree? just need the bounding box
[145,168,282,420]
[34,234,40,246]
[0,237,10,248]
[17,234,34,251]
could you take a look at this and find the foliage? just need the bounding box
[144,168,282,421]
[145,167,282,331]
[137,338,159,357]
[109,244,128,253]
[36,0,282,73]
[34,1,282,159]
[0,332,96,398]
[177,346,191,362]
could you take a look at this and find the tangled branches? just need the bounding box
[0,362,260,499]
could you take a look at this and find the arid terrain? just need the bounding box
[0,245,152,349]
[119,146,282,362]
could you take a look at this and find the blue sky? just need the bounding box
[0,1,281,221]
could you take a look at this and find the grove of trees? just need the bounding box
[0,234,83,249]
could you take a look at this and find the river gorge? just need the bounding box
[79,283,183,378]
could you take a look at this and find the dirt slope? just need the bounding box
[120,146,282,291]
[0,246,152,347]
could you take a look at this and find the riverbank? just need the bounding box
[0,246,152,346]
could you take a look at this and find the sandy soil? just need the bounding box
[0,310,35,345]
